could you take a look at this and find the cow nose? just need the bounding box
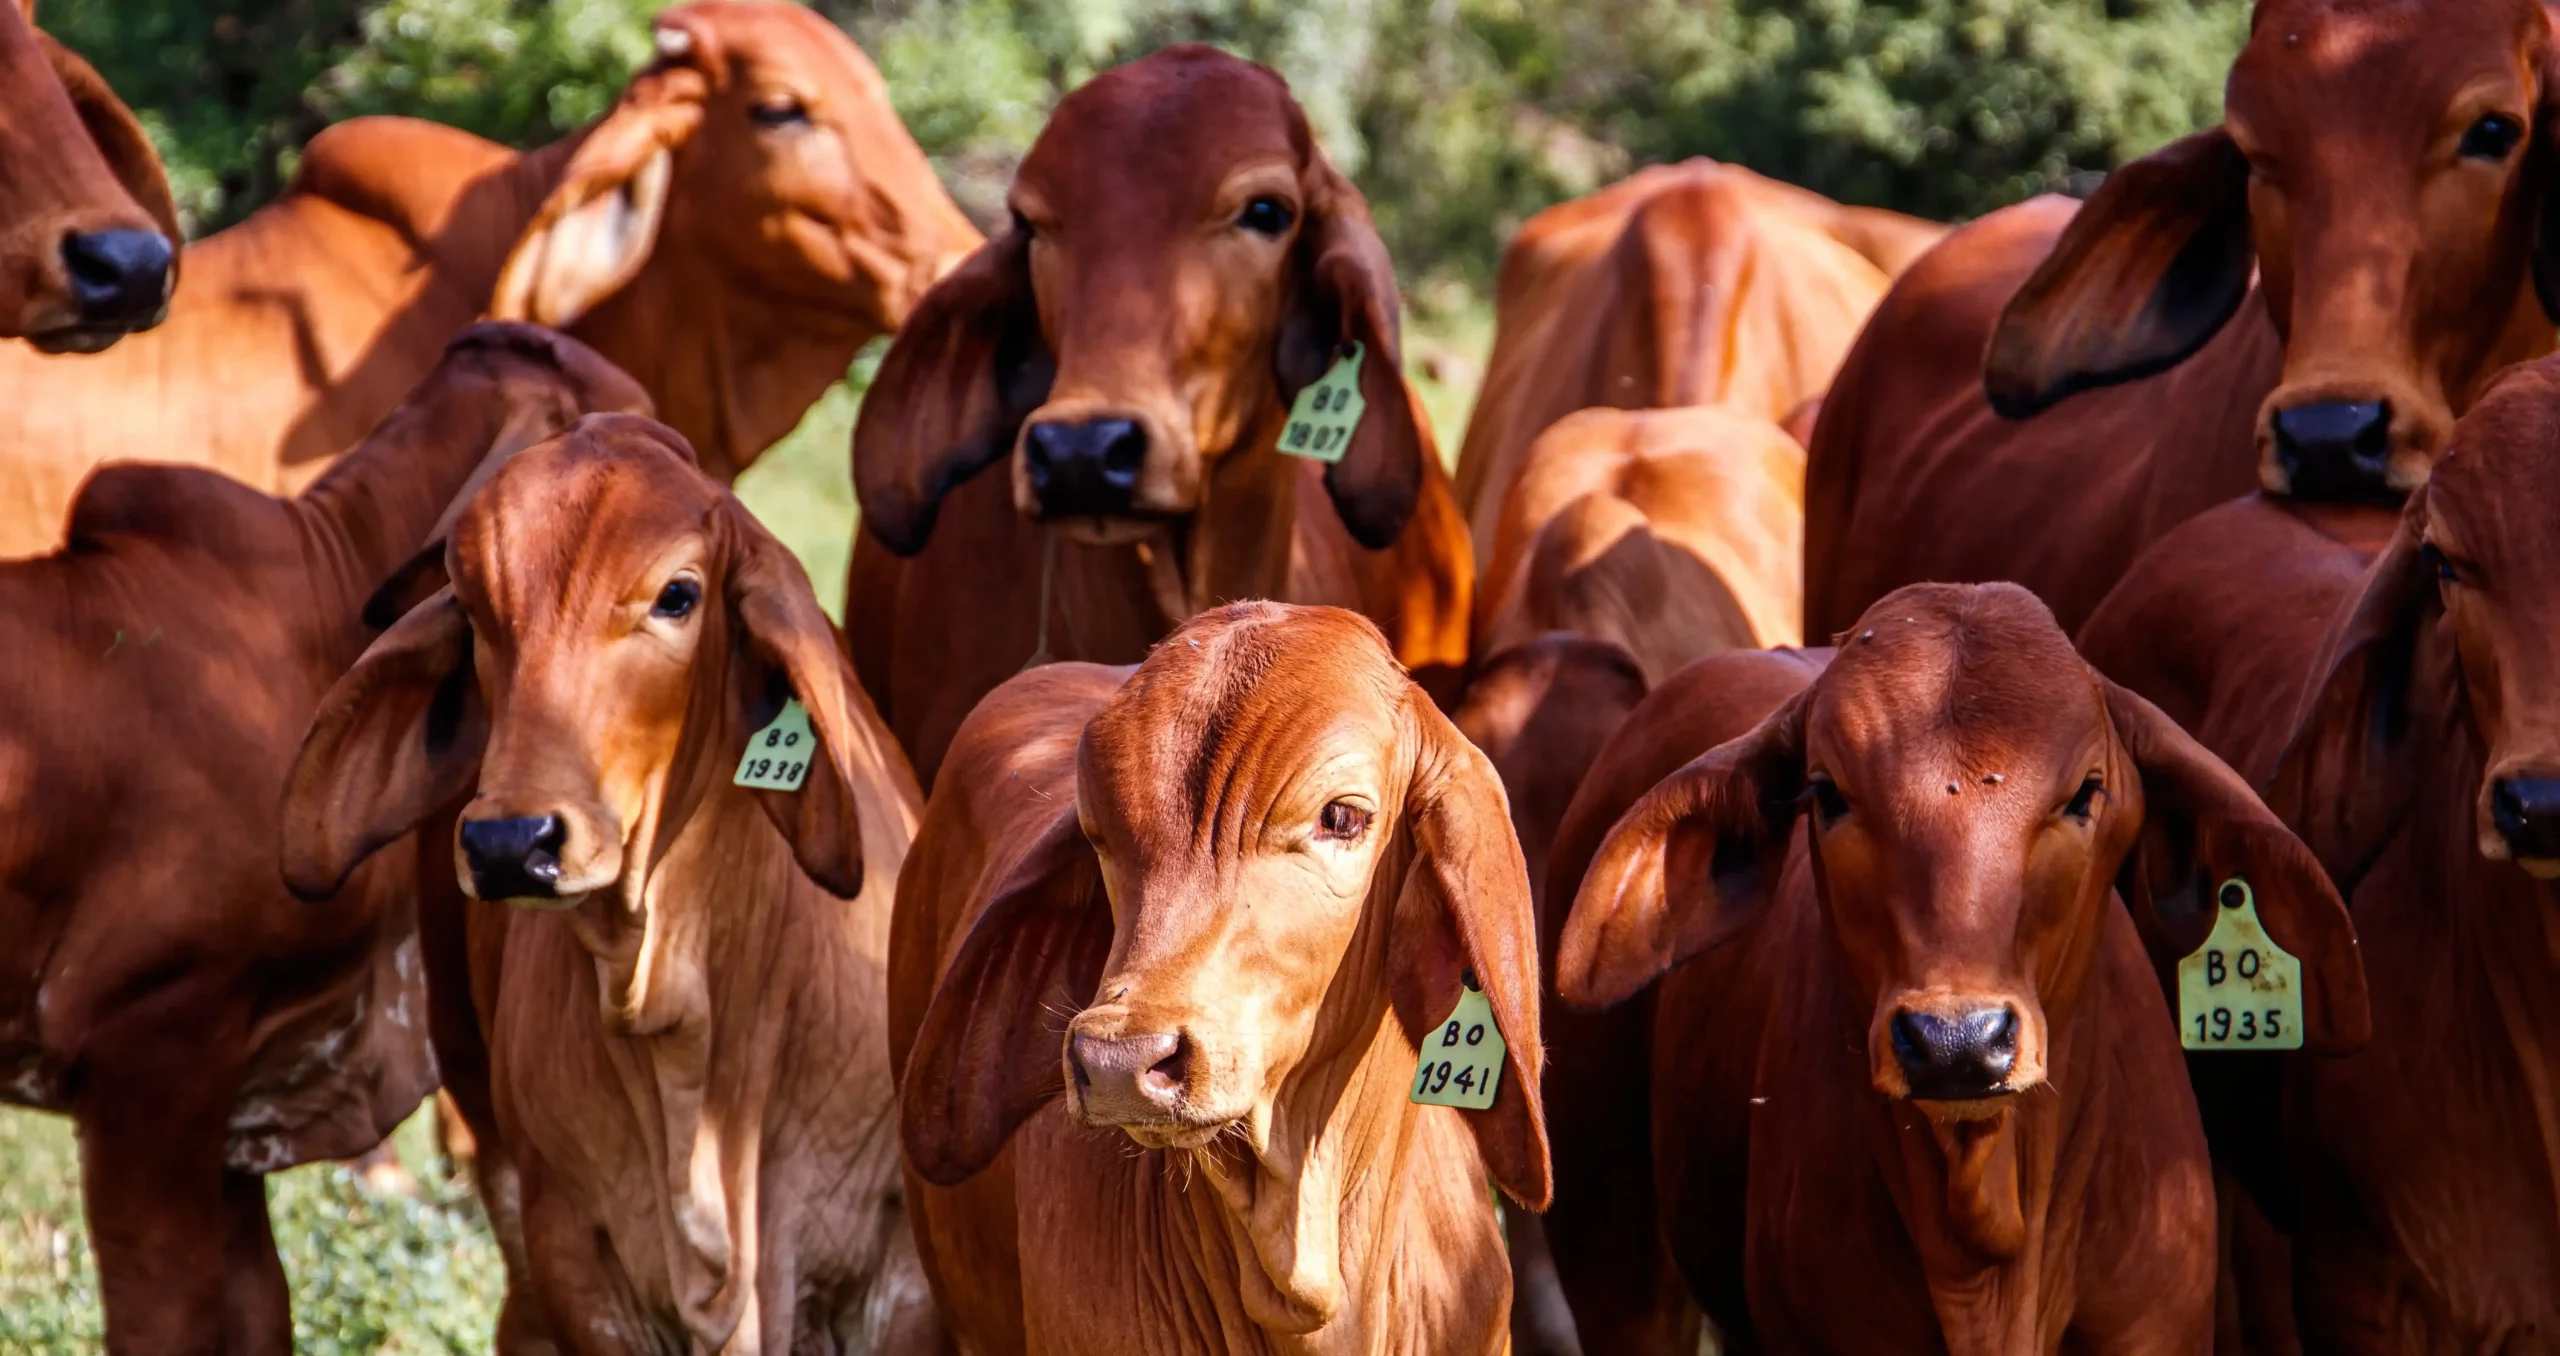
[2271,401,2393,501]
[60,229,173,330]
[2491,778,2560,862]
[457,815,567,901]
[1023,418,1147,518]
[1069,1031,1187,1121]
[1890,1007,2019,1101]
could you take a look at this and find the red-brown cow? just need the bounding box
[1805,0,2560,639]
[1553,583,2368,1354]
[891,603,1546,1354]
[0,324,645,1354]
[2078,351,2560,1351]
[0,0,176,349]
[850,46,1472,786]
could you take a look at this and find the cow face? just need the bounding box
[853,47,1428,558]
[1987,0,2560,504]
[0,3,178,350]
[2276,356,2560,880]
[901,604,1552,1214]
[1561,584,2368,1120]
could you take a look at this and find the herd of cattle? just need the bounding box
[3,0,2557,1352]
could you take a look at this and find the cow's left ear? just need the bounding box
[2103,677,2372,1055]
[717,495,880,898]
[1984,127,2255,418]
[35,30,181,273]
[1392,691,1551,1208]
[490,27,717,328]
[1279,155,1426,551]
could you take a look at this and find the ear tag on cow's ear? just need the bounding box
[734,698,814,791]
[2178,878,2305,1051]
[1411,970,1505,1110]
[1281,342,1365,464]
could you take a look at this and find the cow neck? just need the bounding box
[569,232,883,486]
[1130,404,1305,629]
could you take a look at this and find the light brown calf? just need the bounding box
[891,603,1548,1354]
[281,417,938,1353]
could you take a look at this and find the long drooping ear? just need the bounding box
[2530,37,2560,321]
[281,589,487,901]
[35,30,182,261]
[853,227,1054,555]
[900,808,1111,1186]
[715,495,883,899]
[1278,156,1426,550]
[2105,677,2371,1055]
[1556,686,1810,1011]
[2263,518,2450,894]
[489,43,711,329]
[1984,127,2254,418]
[1392,692,1550,1208]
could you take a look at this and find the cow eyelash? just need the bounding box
[652,579,702,620]
[2420,542,2462,584]
[1315,799,1370,841]
[1807,775,1849,825]
[2460,113,2525,162]
[750,97,810,128]
[2064,774,2103,822]
[1237,196,1295,236]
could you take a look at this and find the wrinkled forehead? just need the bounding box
[1015,51,1307,221]
[2228,0,2544,135]
[1815,588,2107,785]
[451,427,714,625]
[1079,607,1410,847]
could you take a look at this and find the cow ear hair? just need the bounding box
[280,590,488,901]
[853,227,1053,555]
[1555,685,1810,1010]
[899,807,1110,1185]
[489,72,705,328]
[1392,692,1552,1208]
[1278,155,1428,550]
[1983,127,2255,418]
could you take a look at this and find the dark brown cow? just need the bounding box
[280,417,938,1354]
[0,324,645,1354]
[850,46,1472,786]
[0,0,176,349]
[1453,159,1939,559]
[0,0,977,555]
[1805,0,2560,639]
[2078,352,2560,1351]
[1552,584,2368,1353]
[890,603,1547,1354]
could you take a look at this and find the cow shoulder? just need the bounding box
[63,462,292,562]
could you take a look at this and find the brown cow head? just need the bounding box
[902,604,1546,1327]
[2271,353,2560,885]
[282,416,874,1028]
[0,2,177,351]
[1562,585,2366,1132]
[1988,0,2560,503]
[854,46,1427,556]
[492,1,980,476]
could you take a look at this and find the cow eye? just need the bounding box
[1315,799,1370,841]
[2461,113,2524,161]
[1237,196,1295,237]
[1808,776,1850,826]
[2420,542,2461,584]
[750,97,810,129]
[652,579,701,619]
[2064,774,2103,822]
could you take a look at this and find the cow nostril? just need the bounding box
[2491,777,2560,858]
[59,230,174,324]
[1097,421,1146,487]
[1889,1012,1940,1071]
[1141,1036,1190,1097]
[2271,400,2394,500]
[458,815,569,896]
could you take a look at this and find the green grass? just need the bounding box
[0,303,1496,1353]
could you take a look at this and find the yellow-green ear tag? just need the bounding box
[2179,878,2304,1050]
[1281,342,1365,464]
[734,698,814,791]
[1411,972,1505,1110]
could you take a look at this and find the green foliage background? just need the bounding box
[43,0,2251,292]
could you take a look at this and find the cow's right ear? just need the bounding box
[853,228,1054,557]
[281,590,488,902]
[2264,516,2451,895]
[1555,686,1810,1010]
[899,806,1111,1186]
[34,30,182,261]
[1983,127,2255,418]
